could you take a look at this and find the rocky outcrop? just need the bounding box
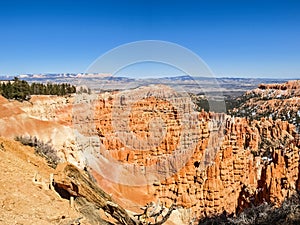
[53,163,176,225]
[151,117,299,220]
[229,80,300,131]
[1,81,299,224]
[20,95,73,125]
[0,95,84,169]
[71,85,300,223]
[258,80,300,94]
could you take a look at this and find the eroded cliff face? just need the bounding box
[75,89,299,223]
[0,81,299,224]
[0,95,85,168]
[64,83,299,224]
[229,80,300,131]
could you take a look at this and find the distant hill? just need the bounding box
[6,73,289,95]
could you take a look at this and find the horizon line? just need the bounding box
[0,73,298,80]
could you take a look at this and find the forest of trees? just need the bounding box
[0,77,76,101]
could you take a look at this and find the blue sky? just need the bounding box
[0,0,299,78]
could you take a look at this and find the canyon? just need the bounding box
[0,80,299,224]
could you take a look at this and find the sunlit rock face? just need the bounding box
[0,81,299,223]
[72,84,300,222]
[230,80,300,132]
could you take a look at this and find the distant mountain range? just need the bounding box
[0,73,291,96]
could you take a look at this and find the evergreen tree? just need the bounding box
[0,78,77,101]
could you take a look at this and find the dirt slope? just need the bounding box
[0,137,90,225]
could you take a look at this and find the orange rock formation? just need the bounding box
[0,81,299,224]
[82,90,299,222]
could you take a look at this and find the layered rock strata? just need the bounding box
[72,86,300,222]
